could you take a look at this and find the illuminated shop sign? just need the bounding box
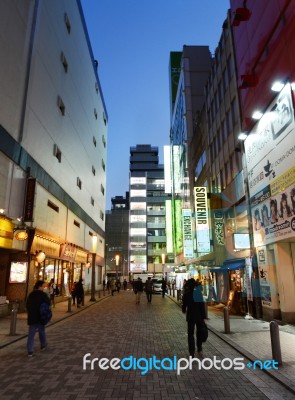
[165,200,173,253]
[182,209,194,258]
[244,83,295,246]
[164,145,172,194]
[194,187,210,253]
[130,177,146,185]
[130,215,146,223]
[130,190,146,198]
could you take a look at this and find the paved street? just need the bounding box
[0,291,294,400]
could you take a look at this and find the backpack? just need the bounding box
[193,286,204,303]
[40,302,52,325]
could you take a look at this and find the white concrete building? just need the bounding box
[0,0,107,309]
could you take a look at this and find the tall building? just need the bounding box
[105,194,129,279]
[0,0,107,309]
[169,46,212,265]
[129,145,171,275]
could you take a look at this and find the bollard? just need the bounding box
[98,290,101,299]
[67,297,72,312]
[270,321,283,366]
[9,303,18,336]
[224,306,230,334]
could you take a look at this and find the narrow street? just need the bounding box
[0,291,293,400]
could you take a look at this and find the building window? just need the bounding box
[101,184,105,195]
[77,177,82,190]
[101,159,105,171]
[57,96,65,116]
[94,108,97,119]
[74,220,80,228]
[95,82,99,94]
[91,197,94,206]
[100,210,104,221]
[64,13,71,34]
[60,52,68,73]
[103,111,107,125]
[92,166,96,176]
[53,144,62,162]
[47,200,59,213]
[102,135,106,148]
[93,136,97,147]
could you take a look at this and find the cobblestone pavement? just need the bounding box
[0,291,294,400]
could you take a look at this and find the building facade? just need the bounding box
[105,194,129,280]
[129,145,172,275]
[231,0,295,322]
[0,0,107,310]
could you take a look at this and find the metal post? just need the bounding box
[224,306,230,333]
[9,303,18,336]
[270,321,283,365]
[172,285,175,297]
[67,297,72,312]
[90,252,96,301]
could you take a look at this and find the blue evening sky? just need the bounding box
[80,0,229,209]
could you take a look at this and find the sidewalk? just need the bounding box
[169,296,295,395]
[0,290,111,349]
[1,292,295,396]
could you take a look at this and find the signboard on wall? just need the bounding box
[182,209,194,258]
[9,262,28,283]
[244,83,295,246]
[194,187,210,253]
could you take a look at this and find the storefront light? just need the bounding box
[15,230,28,241]
[252,110,263,120]
[35,251,46,263]
[271,81,284,92]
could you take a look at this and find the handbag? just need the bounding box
[199,322,208,343]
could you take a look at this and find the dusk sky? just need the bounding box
[80,0,230,209]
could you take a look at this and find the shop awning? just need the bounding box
[210,258,245,273]
[222,258,245,271]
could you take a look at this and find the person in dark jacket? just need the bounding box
[75,278,84,307]
[182,278,206,358]
[161,278,167,298]
[26,280,51,357]
[145,277,154,303]
[134,277,144,304]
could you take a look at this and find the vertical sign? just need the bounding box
[194,187,210,253]
[23,177,36,222]
[182,209,194,258]
[245,257,253,301]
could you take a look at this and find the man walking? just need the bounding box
[182,278,206,359]
[161,278,167,298]
[145,277,154,303]
[26,280,51,357]
[134,277,144,304]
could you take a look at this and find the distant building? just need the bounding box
[129,145,172,275]
[105,194,129,279]
[0,0,107,308]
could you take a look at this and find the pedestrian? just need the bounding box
[102,279,106,292]
[107,279,111,294]
[71,281,77,305]
[161,278,167,298]
[49,278,56,307]
[134,277,144,304]
[182,278,206,359]
[26,280,51,357]
[110,279,116,296]
[116,279,121,293]
[123,279,128,290]
[145,277,153,303]
[75,278,84,307]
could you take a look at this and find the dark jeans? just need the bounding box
[187,320,203,355]
[162,289,166,297]
[146,291,152,302]
[27,323,46,353]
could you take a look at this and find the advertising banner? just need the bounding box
[182,209,194,258]
[244,83,295,246]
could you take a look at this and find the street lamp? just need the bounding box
[90,235,97,301]
[115,254,120,280]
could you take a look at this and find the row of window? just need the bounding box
[47,198,104,220]
[210,151,241,193]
